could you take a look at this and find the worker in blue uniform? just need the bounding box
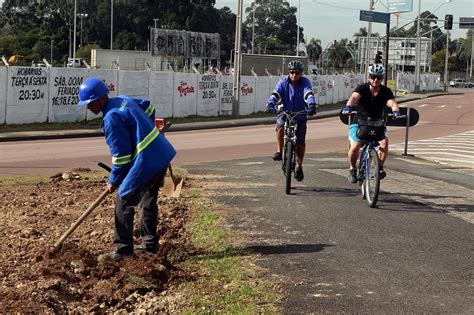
[78,77,176,261]
[266,60,317,181]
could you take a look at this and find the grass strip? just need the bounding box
[181,189,280,313]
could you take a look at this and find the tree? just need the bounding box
[242,0,301,55]
[306,38,322,65]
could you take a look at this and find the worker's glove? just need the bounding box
[266,104,277,114]
[392,110,402,118]
[307,105,317,116]
[341,106,352,115]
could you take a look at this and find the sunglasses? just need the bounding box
[289,71,301,75]
[370,75,384,80]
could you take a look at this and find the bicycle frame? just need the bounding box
[280,110,307,194]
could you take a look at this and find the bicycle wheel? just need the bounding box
[285,141,294,195]
[359,164,366,200]
[365,149,380,207]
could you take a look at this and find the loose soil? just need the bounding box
[0,169,198,313]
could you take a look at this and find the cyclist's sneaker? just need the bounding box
[348,169,357,184]
[272,152,282,161]
[379,168,386,179]
[295,166,304,181]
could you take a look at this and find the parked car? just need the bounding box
[449,78,473,88]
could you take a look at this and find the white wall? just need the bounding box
[0,67,6,124]
[0,66,441,124]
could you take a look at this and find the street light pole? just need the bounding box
[365,0,375,75]
[73,0,77,67]
[232,0,243,117]
[252,1,255,54]
[110,0,114,50]
[50,40,54,66]
[444,30,449,92]
[414,0,421,92]
[296,0,300,56]
[78,13,88,48]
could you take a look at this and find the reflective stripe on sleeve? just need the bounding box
[112,154,132,165]
[134,127,160,158]
[145,103,155,117]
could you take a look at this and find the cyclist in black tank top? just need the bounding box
[341,64,401,184]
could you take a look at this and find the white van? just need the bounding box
[66,58,82,68]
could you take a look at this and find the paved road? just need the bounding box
[184,152,473,313]
[0,93,472,177]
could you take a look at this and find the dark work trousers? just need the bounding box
[113,167,167,255]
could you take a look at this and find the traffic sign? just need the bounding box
[459,17,474,29]
[360,10,390,24]
[387,0,413,14]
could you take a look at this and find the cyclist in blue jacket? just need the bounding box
[266,60,317,181]
[78,77,176,261]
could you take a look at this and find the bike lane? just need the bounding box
[184,152,473,313]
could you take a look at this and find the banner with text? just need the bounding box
[219,76,233,115]
[6,66,49,124]
[48,68,88,122]
[173,73,197,117]
[239,76,256,115]
[197,74,220,116]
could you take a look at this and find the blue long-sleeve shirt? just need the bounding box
[101,96,175,197]
[267,76,316,121]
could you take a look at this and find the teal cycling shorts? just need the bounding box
[348,123,388,143]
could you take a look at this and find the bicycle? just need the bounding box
[279,110,308,195]
[347,112,404,207]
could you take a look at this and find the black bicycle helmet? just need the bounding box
[288,60,304,71]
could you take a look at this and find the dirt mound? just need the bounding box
[0,170,194,312]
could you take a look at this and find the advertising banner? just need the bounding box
[219,76,233,115]
[48,68,88,122]
[239,76,256,115]
[197,74,220,116]
[149,71,174,118]
[86,69,119,120]
[6,66,49,124]
[173,73,197,117]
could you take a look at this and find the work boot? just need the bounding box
[134,243,157,254]
[295,166,304,181]
[348,169,357,184]
[97,251,135,262]
[379,167,386,179]
[272,152,282,161]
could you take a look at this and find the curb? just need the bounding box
[0,92,456,142]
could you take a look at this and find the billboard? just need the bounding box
[387,0,413,13]
[151,29,220,59]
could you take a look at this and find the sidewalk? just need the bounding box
[0,91,453,142]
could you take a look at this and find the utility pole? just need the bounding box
[252,1,255,54]
[296,0,301,56]
[73,0,77,67]
[364,0,375,75]
[470,31,473,79]
[414,0,421,92]
[444,30,449,92]
[232,0,243,117]
[110,0,114,50]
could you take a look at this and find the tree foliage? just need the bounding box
[243,0,301,55]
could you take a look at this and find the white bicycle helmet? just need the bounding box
[368,63,385,76]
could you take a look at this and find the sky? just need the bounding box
[0,0,471,47]
[215,0,473,47]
